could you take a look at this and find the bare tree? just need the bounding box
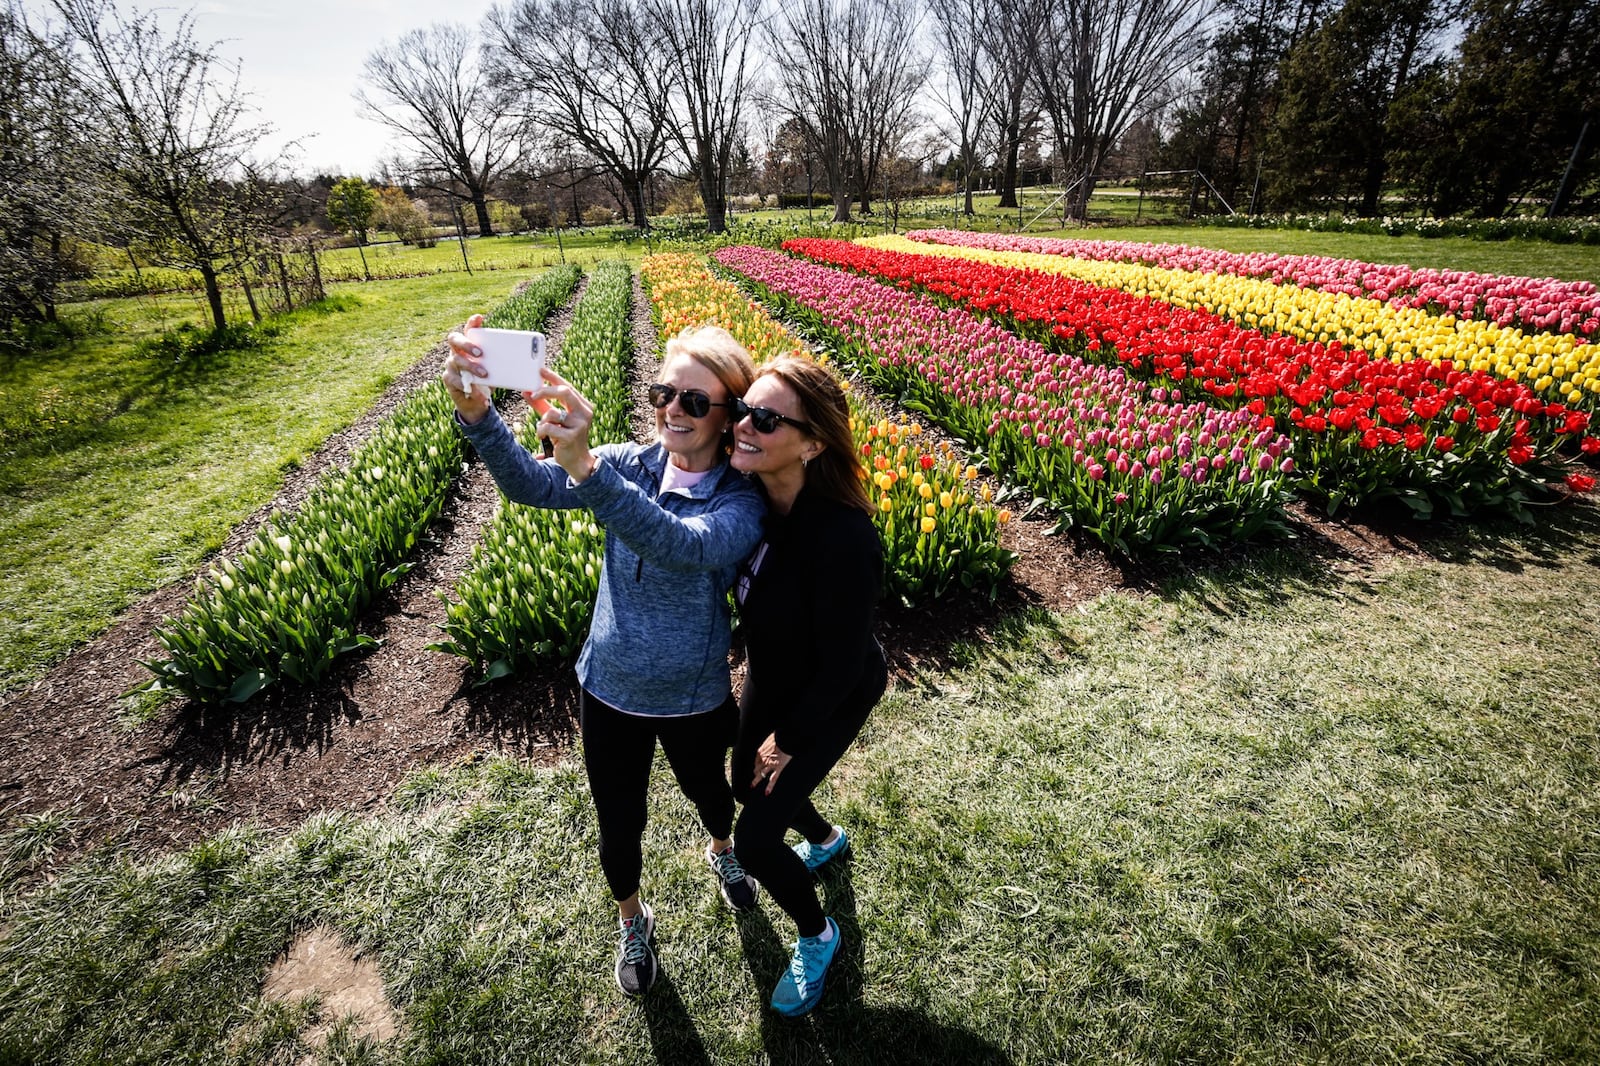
[764,0,856,221]
[765,0,925,222]
[1,2,97,333]
[52,0,269,332]
[985,0,1048,208]
[357,22,515,237]
[488,0,676,230]
[646,0,759,233]
[927,0,999,215]
[844,0,925,216]
[1030,0,1211,220]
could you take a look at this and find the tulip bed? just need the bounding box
[714,245,1294,555]
[432,261,633,676]
[641,253,1015,602]
[906,229,1600,340]
[787,237,1598,516]
[137,267,585,702]
[863,234,1600,416]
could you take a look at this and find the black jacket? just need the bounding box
[736,486,886,753]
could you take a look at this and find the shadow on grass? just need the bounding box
[1118,494,1599,621]
[735,862,1014,1066]
[640,970,714,1066]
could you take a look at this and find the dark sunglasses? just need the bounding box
[731,397,811,435]
[647,383,728,418]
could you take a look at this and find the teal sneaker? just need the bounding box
[792,826,850,872]
[770,918,841,1017]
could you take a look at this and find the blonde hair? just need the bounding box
[755,356,871,514]
[663,325,757,401]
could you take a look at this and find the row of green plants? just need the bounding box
[135,266,583,702]
[1195,212,1600,245]
[430,261,634,677]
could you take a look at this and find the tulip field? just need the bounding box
[126,231,1600,702]
[6,226,1600,1066]
[714,245,1296,553]
[904,229,1600,339]
[716,235,1598,524]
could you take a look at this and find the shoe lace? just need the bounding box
[712,846,748,885]
[619,915,650,965]
[793,931,830,981]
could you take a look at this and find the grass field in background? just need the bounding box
[3,507,1597,1063]
[0,270,541,691]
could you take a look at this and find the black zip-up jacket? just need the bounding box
[736,486,886,752]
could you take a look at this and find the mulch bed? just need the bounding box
[0,281,1423,878]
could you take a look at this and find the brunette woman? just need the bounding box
[443,321,764,997]
[726,355,887,1017]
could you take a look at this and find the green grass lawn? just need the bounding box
[3,506,1597,1063]
[0,271,544,691]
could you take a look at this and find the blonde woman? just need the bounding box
[444,322,765,997]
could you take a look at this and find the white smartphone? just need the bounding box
[461,327,547,395]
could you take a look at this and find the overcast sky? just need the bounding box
[34,0,502,176]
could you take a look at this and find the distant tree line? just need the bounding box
[3,0,1595,339]
[1160,0,1598,220]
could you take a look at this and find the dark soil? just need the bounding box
[0,279,1422,878]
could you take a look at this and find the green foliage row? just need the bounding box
[137,267,583,702]
[432,260,635,677]
[1195,212,1600,245]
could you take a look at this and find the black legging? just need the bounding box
[731,666,885,938]
[579,689,737,902]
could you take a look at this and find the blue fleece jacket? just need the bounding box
[458,407,764,716]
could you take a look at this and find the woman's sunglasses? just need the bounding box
[647,383,728,418]
[731,397,811,435]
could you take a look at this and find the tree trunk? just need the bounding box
[275,253,294,310]
[199,262,227,331]
[997,130,1021,208]
[830,168,852,222]
[472,194,494,236]
[699,168,727,233]
[629,177,651,230]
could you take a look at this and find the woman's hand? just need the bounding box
[528,367,599,482]
[442,313,492,425]
[751,733,792,796]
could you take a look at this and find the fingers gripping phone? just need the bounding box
[460,328,547,395]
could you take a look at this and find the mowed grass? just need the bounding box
[0,271,543,691]
[3,505,1597,1064]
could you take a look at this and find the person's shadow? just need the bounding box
[639,969,714,1066]
[737,856,1017,1066]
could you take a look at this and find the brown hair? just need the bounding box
[756,355,871,514]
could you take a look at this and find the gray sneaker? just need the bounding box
[706,844,760,911]
[614,902,656,996]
